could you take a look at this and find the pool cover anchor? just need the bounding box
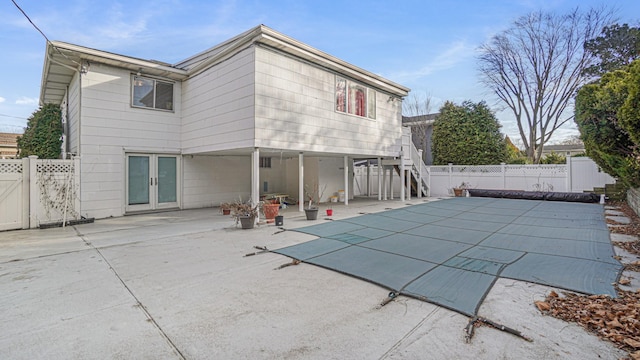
[465,316,533,343]
[244,246,269,257]
[274,259,301,270]
[377,292,398,309]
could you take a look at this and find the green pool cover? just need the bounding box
[274,197,621,316]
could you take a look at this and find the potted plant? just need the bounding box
[220,202,233,215]
[453,182,471,197]
[262,199,280,224]
[304,183,327,220]
[231,200,259,229]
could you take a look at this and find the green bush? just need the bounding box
[575,60,640,187]
[432,101,507,165]
[17,103,63,159]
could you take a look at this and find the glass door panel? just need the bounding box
[157,156,177,205]
[128,156,150,205]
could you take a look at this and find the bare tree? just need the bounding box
[478,8,613,163]
[402,92,434,163]
[402,92,433,117]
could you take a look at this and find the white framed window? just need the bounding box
[335,76,376,119]
[132,75,174,111]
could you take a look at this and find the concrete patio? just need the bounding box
[0,197,631,359]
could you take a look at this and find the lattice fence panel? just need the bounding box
[0,161,22,174]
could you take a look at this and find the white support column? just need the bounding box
[343,156,349,206]
[251,148,260,222]
[366,161,371,197]
[389,167,394,200]
[400,165,406,202]
[417,150,423,199]
[383,166,388,200]
[377,157,382,201]
[298,153,304,212]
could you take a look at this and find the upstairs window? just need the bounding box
[132,75,174,111]
[335,77,376,119]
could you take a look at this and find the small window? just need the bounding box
[260,157,271,168]
[132,76,174,111]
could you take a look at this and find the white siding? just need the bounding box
[67,72,81,155]
[181,47,256,154]
[254,47,403,157]
[182,155,251,208]
[79,63,182,218]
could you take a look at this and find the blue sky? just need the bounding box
[1,0,639,144]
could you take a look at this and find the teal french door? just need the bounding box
[126,154,179,212]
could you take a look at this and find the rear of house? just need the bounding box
[40,25,410,220]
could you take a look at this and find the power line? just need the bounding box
[11,0,81,67]
[11,0,51,43]
[0,114,28,121]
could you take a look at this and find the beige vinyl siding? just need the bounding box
[78,63,182,218]
[66,73,81,154]
[182,155,251,209]
[253,46,403,157]
[181,47,256,154]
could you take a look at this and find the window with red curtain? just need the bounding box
[349,84,366,116]
[335,77,375,119]
[335,78,346,112]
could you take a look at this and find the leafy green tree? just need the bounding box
[17,103,62,159]
[583,24,640,77]
[574,60,640,187]
[431,101,507,165]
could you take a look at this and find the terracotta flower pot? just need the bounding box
[263,203,280,223]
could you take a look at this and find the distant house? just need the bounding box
[402,113,438,165]
[39,25,423,220]
[0,133,20,159]
[541,144,586,157]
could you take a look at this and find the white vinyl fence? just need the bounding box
[354,156,615,198]
[0,156,80,230]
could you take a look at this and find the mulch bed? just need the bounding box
[536,200,640,359]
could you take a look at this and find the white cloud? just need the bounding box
[389,41,475,81]
[15,97,38,105]
[0,96,5,103]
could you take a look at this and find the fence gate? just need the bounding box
[0,160,27,230]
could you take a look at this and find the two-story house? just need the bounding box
[39,25,412,220]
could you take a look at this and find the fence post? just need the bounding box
[28,155,38,229]
[73,156,81,217]
[21,157,30,229]
[501,163,506,190]
[566,155,572,192]
[448,163,453,190]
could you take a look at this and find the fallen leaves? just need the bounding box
[536,289,640,354]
